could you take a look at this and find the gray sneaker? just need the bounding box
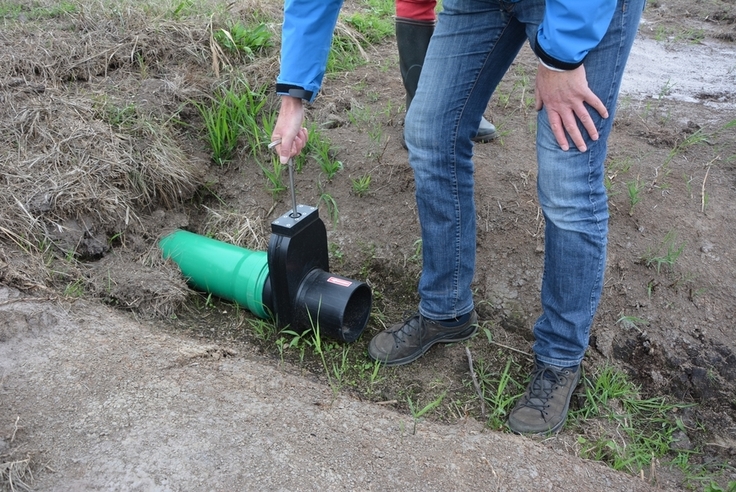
[507,363,581,435]
[368,311,478,366]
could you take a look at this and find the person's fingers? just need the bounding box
[272,95,306,162]
[578,89,608,144]
[575,104,598,143]
[279,137,293,164]
[562,106,587,152]
[546,110,570,151]
[294,127,307,152]
[272,127,309,163]
[536,63,614,152]
[272,134,295,162]
[585,90,609,122]
[291,127,308,156]
[300,126,309,143]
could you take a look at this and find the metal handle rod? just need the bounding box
[268,139,300,218]
[287,157,299,218]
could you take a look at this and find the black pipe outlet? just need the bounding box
[267,205,372,342]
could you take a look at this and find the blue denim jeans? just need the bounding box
[405,0,645,367]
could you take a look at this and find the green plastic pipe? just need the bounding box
[159,230,270,319]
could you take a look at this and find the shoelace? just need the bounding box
[390,312,422,347]
[520,365,570,416]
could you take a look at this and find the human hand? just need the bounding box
[535,63,608,152]
[271,96,309,163]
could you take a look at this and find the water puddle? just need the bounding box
[621,35,736,111]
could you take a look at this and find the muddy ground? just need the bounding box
[1,0,735,490]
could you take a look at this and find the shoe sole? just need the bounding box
[371,322,478,367]
[472,131,498,143]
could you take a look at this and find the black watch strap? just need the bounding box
[276,83,313,101]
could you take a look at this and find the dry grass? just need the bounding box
[0,454,34,492]
[202,205,269,251]
[0,87,204,258]
[0,417,36,492]
[0,0,284,309]
[0,10,211,252]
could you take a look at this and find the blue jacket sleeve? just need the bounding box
[276,0,344,103]
[533,0,617,70]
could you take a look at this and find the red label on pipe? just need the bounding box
[327,277,352,288]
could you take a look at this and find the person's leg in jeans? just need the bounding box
[369,0,525,366]
[395,0,497,147]
[508,0,646,434]
[408,0,528,318]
